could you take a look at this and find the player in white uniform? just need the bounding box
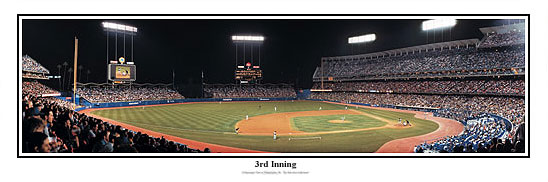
[274,106,277,111]
[273,131,277,140]
[246,115,249,120]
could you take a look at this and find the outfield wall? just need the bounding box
[75,97,297,112]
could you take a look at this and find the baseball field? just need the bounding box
[83,100,457,153]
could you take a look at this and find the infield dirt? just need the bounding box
[235,109,412,136]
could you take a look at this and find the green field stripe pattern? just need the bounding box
[291,114,386,132]
[90,101,346,133]
[89,101,439,152]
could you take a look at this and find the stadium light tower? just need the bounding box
[231,35,265,67]
[422,19,457,43]
[102,22,138,84]
[231,35,265,84]
[347,33,376,55]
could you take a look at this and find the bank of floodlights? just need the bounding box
[232,35,265,42]
[422,19,457,31]
[102,22,138,34]
[348,34,376,44]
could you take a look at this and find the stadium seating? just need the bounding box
[312,79,524,96]
[478,31,525,48]
[22,55,50,74]
[415,114,524,153]
[23,81,60,97]
[313,45,524,80]
[204,84,296,98]
[77,86,184,103]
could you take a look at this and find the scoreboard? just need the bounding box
[108,64,136,82]
[235,68,262,81]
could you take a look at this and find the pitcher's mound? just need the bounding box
[328,120,353,124]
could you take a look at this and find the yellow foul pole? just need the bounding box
[73,37,78,108]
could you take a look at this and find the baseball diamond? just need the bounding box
[83,100,458,153]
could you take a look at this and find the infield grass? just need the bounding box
[291,114,386,132]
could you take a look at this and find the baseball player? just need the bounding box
[273,131,277,140]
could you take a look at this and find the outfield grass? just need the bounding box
[90,101,438,152]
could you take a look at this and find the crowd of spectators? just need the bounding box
[204,84,296,98]
[22,55,50,74]
[23,72,48,79]
[479,31,525,48]
[312,79,525,96]
[314,45,525,80]
[415,115,525,153]
[78,87,184,103]
[309,92,524,125]
[22,83,206,153]
[23,81,60,97]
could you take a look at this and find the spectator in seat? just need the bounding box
[92,131,113,152]
[28,132,50,153]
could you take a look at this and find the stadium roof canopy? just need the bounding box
[479,22,525,34]
[322,38,479,61]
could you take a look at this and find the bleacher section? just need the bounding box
[77,83,184,103]
[22,55,50,79]
[204,84,296,98]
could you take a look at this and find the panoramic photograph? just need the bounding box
[19,16,527,156]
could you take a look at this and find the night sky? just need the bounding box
[22,18,522,96]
